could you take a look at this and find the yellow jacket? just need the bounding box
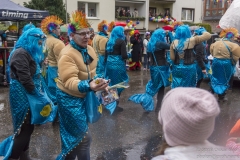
[46,35,65,66]
[57,44,97,98]
[210,40,240,62]
[92,34,108,56]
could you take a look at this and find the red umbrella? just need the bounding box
[162,25,173,31]
[115,22,126,27]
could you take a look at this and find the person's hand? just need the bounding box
[44,57,49,65]
[202,70,207,74]
[90,78,109,92]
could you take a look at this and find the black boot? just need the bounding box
[218,94,228,102]
[115,101,123,112]
[19,149,39,160]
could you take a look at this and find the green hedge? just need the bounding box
[183,22,212,33]
[115,16,145,21]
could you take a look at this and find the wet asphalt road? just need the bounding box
[0,70,240,160]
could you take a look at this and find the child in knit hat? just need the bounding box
[152,87,239,160]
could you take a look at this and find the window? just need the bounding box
[115,6,130,17]
[78,2,98,18]
[203,0,229,19]
[149,7,156,17]
[181,9,194,21]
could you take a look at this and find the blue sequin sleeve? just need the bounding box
[77,80,91,93]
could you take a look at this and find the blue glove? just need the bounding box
[127,52,132,58]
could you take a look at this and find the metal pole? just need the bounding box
[65,0,67,23]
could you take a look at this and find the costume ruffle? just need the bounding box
[171,60,197,88]
[129,65,170,111]
[210,58,234,95]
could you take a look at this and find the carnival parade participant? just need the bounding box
[87,28,95,46]
[41,15,65,103]
[193,27,210,88]
[92,20,109,77]
[60,24,70,46]
[210,28,240,102]
[143,32,151,71]
[105,26,129,112]
[108,21,116,34]
[170,25,211,88]
[129,29,171,112]
[0,28,47,160]
[56,11,109,160]
[129,30,143,71]
[165,21,183,66]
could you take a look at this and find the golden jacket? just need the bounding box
[57,44,97,98]
[46,35,65,66]
[92,34,108,56]
[210,40,240,62]
[170,32,211,61]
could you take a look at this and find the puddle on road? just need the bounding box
[0,103,4,111]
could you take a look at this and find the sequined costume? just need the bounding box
[105,55,129,94]
[129,29,170,111]
[209,28,240,100]
[129,65,170,111]
[210,58,234,94]
[56,88,88,159]
[171,61,197,88]
[56,11,97,158]
[105,26,129,95]
[0,28,50,159]
[93,20,109,77]
[170,25,211,88]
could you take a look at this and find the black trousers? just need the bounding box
[65,132,92,160]
[196,79,203,88]
[155,86,165,112]
[10,112,34,159]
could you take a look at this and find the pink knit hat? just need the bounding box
[158,87,220,147]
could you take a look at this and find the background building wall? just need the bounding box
[11,0,115,32]
[172,0,202,23]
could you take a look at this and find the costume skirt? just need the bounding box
[105,55,129,95]
[171,62,197,88]
[129,65,170,111]
[210,58,234,95]
[47,66,58,102]
[96,55,105,77]
[56,88,88,160]
[0,79,32,159]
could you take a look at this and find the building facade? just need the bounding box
[202,0,233,33]
[11,0,203,32]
